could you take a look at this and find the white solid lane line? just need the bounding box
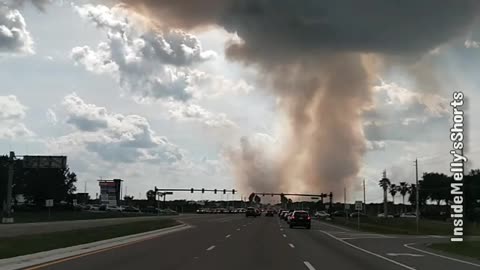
[320,231,415,270]
[289,243,295,248]
[226,234,231,238]
[206,245,216,251]
[304,261,316,270]
[404,243,480,267]
[282,234,287,238]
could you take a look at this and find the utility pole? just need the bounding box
[344,187,348,220]
[2,151,15,223]
[363,179,367,214]
[415,158,419,234]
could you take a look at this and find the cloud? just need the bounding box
[363,80,451,142]
[0,95,33,138]
[167,102,236,128]
[465,39,480,48]
[56,93,184,164]
[0,3,34,54]
[366,140,385,151]
[71,4,223,102]
[46,108,57,125]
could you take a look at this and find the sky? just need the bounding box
[1,0,480,203]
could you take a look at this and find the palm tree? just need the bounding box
[379,170,391,217]
[389,184,398,204]
[399,182,409,213]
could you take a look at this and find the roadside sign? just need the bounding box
[45,199,54,207]
[73,199,78,205]
[325,205,330,210]
[355,201,363,211]
[345,204,350,210]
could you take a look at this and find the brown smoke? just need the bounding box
[118,0,479,195]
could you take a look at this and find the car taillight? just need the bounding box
[307,216,311,220]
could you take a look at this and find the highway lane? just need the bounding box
[21,214,480,270]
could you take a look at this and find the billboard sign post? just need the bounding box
[46,199,53,219]
[355,201,363,230]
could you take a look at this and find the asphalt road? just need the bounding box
[20,214,480,270]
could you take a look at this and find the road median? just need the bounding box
[0,219,190,270]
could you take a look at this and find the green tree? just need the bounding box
[379,171,390,215]
[422,172,450,205]
[464,170,480,222]
[389,183,398,204]
[399,182,409,213]
[21,167,77,206]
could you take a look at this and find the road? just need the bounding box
[20,214,480,270]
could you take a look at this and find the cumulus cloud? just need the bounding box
[0,3,34,54]
[71,4,234,102]
[465,39,480,48]
[56,93,184,163]
[167,102,236,128]
[363,80,449,142]
[0,95,33,138]
[365,140,386,151]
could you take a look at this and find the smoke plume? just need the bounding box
[120,1,478,195]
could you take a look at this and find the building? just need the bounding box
[98,179,123,206]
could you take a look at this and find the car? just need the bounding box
[123,206,141,212]
[400,212,416,218]
[246,207,257,217]
[332,210,346,217]
[284,210,294,221]
[106,205,122,212]
[265,210,274,217]
[289,210,311,229]
[314,211,330,218]
[377,213,394,218]
[286,212,295,223]
[349,212,367,218]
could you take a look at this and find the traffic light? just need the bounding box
[232,189,235,194]
[214,189,217,194]
[202,188,205,193]
[223,189,226,194]
[190,188,194,193]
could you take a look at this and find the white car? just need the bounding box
[314,211,330,218]
[400,213,416,218]
[377,213,394,218]
[106,206,123,212]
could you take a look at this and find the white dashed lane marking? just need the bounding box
[282,234,287,238]
[304,261,316,270]
[226,234,231,238]
[289,243,295,248]
[206,245,216,251]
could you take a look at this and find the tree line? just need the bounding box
[379,169,480,221]
[0,156,77,209]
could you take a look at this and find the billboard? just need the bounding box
[23,156,67,169]
[99,179,122,206]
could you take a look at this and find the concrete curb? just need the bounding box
[0,223,192,270]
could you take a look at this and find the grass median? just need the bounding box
[0,218,181,259]
[326,217,480,235]
[8,211,159,223]
[430,241,480,260]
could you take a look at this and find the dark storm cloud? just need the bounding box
[117,0,479,194]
